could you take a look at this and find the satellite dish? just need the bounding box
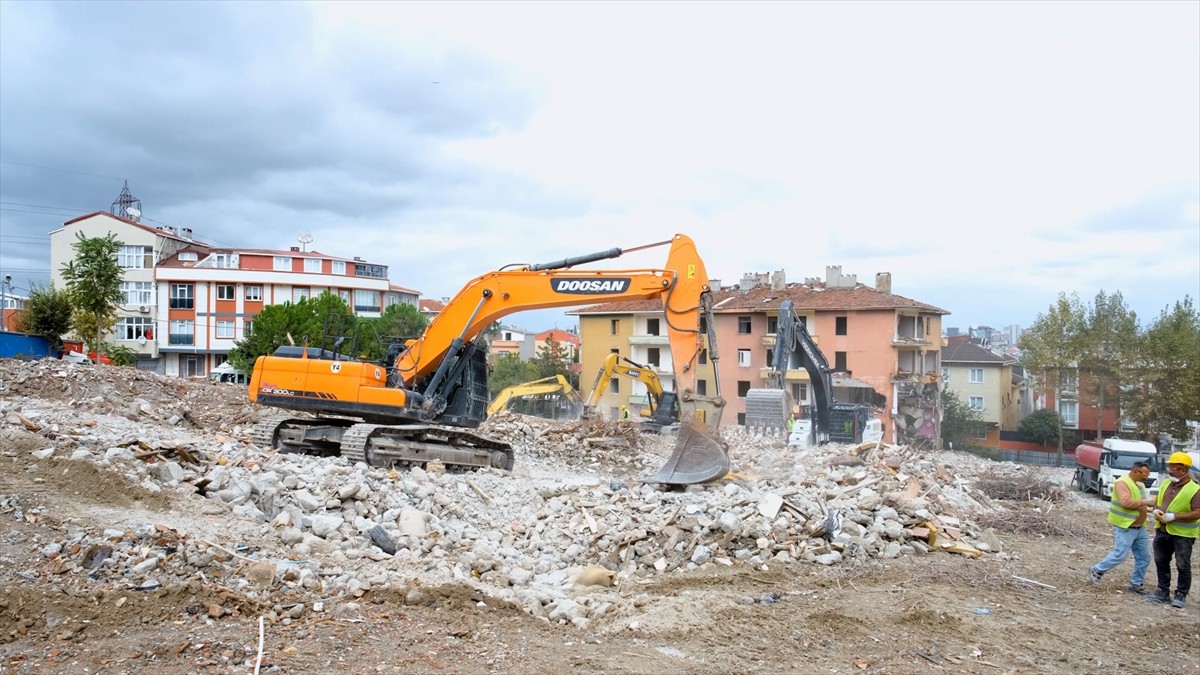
[137,335,147,346]
[297,233,314,251]
[125,207,142,219]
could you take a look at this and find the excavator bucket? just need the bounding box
[645,418,730,485]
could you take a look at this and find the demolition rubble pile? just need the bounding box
[1,359,1033,630]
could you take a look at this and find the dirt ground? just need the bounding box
[2,365,1198,674]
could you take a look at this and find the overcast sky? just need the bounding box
[1,1,1197,333]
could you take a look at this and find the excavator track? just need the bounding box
[341,423,514,472]
[251,411,295,450]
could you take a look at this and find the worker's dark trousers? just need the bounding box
[1152,530,1195,599]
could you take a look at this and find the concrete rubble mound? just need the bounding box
[0,358,1038,630]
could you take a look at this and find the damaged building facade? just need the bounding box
[573,266,948,448]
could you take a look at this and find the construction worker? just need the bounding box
[620,405,630,419]
[786,414,796,433]
[1146,452,1200,609]
[1088,461,1155,592]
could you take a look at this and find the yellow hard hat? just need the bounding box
[1167,451,1194,467]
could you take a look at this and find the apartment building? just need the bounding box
[572,267,948,445]
[940,335,1026,442]
[50,210,413,377]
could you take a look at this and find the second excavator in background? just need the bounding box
[487,374,583,421]
[249,233,728,485]
[582,353,680,433]
[746,300,883,447]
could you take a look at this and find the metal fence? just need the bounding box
[992,448,1074,467]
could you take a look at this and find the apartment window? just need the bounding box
[969,368,984,384]
[216,284,235,301]
[332,261,346,275]
[972,423,988,439]
[646,318,660,336]
[117,245,153,269]
[178,252,198,262]
[339,289,350,304]
[169,284,194,310]
[213,355,227,368]
[737,381,751,398]
[120,281,153,306]
[700,316,707,333]
[834,352,847,371]
[699,349,707,365]
[737,412,746,425]
[503,331,514,341]
[354,289,381,312]
[115,317,154,341]
[169,320,194,345]
[737,349,752,367]
[273,256,292,271]
[969,396,985,411]
[767,315,778,334]
[766,348,775,368]
[738,316,752,334]
[610,319,620,335]
[1060,401,1078,425]
[835,316,848,336]
[611,348,620,355]
[244,319,254,336]
[215,320,235,339]
[304,258,321,273]
[292,287,310,303]
[244,285,262,301]
[647,347,660,367]
[697,379,707,396]
[213,253,233,269]
[181,355,203,378]
[941,367,950,382]
[609,378,619,394]
[354,263,387,278]
[790,382,808,404]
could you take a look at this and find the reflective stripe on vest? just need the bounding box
[1107,474,1145,528]
[1156,480,1200,538]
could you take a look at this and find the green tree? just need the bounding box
[365,303,429,362]
[941,390,983,451]
[530,336,577,387]
[1123,297,1200,440]
[488,353,542,396]
[59,232,123,351]
[15,283,73,352]
[1018,293,1087,466]
[228,292,354,373]
[1018,408,1064,447]
[1078,290,1139,437]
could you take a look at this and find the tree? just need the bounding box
[1078,290,1139,437]
[227,292,354,373]
[15,283,73,352]
[59,232,123,351]
[366,303,429,361]
[1018,293,1086,466]
[488,353,542,396]
[530,336,577,387]
[941,390,983,451]
[1018,409,1064,447]
[1123,297,1200,440]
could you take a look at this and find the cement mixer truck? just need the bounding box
[1072,437,1162,497]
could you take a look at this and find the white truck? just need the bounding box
[1073,437,1162,497]
[208,362,249,385]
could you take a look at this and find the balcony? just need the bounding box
[760,367,813,382]
[629,333,669,345]
[168,333,193,346]
[891,335,932,348]
[761,333,820,347]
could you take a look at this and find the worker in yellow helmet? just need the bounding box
[1146,452,1200,609]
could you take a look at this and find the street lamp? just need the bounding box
[0,274,10,331]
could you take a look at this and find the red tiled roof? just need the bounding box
[569,282,947,315]
[535,328,580,344]
[236,248,355,261]
[389,284,420,294]
[60,211,210,245]
[419,299,446,313]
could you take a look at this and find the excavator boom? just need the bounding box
[487,374,583,419]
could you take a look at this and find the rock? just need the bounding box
[32,448,55,460]
[368,524,396,554]
[294,490,323,512]
[398,509,430,537]
[574,565,616,587]
[246,559,276,587]
[130,558,158,575]
[691,545,713,564]
[310,514,344,538]
[280,527,304,545]
[337,483,361,500]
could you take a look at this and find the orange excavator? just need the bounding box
[249,234,728,485]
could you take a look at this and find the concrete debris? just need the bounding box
[0,358,1049,629]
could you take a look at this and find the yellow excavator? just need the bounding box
[487,374,583,421]
[249,233,728,485]
[583,353,680,433]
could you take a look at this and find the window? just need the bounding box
[169,284,194,309]
[610,319,620,335]
[972,423,988,439]
[504,332,513,341]
[738,316,752,334]
[835,316,848,335]
[969,396,985,411]
[697,379,707,395]
[737,349,751,367]
[332,261,346,275]
[244,286,262,301]
[213,253,233,269]
[647,347,660,367]
[117,245,152,269]
[244,319,254,336]
[834,351,847,372]
[273,256,292,271]
[354,263,387,278]
[941,367,949,382]
[216,284,235,301]
[293,287,310,303]
[766,348,774,367]
[737,412,746,425]
[120,281,153,305]
[700,316,707,333]
[215,320,235,339]
[339,289,350,304]
[790,382,808,403]
[181,355,203,378]
[737,381,751,397]
[178,252,198,262]
[699,349,707,365]
[115,317,154,341]
[611,348,620,355]
[767,315,778,334]
[354,289,381,312]
[169,320,194,345]
[969,368,984,383]
[1060,401,1078,425]
[646,318,660,336]
[609,378,619,394]
[304,258,321,273]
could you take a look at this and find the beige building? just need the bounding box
[939,336,1027,441]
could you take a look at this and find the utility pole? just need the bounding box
[0,274,10,331]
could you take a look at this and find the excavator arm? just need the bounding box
[487,374,582,418]
[583,353,666,412]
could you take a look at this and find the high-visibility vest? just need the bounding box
[1155,480,1200,538]
[1107,474,1146,528]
